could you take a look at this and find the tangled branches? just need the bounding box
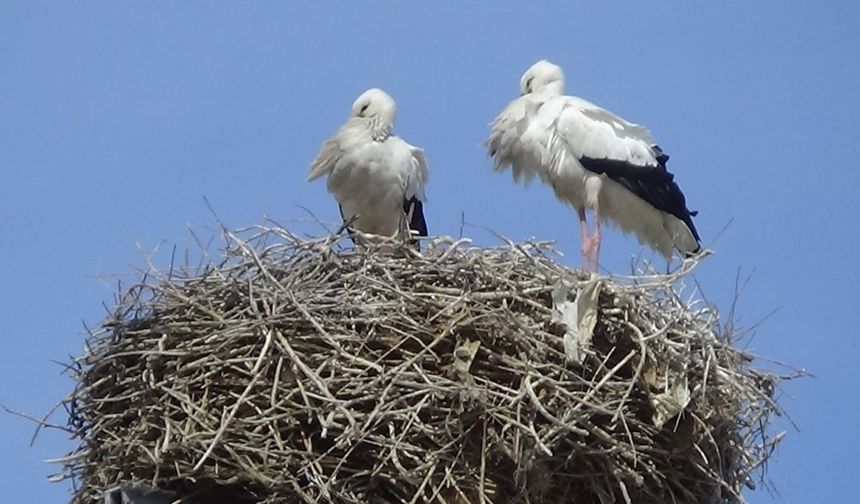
[57,226,787,503]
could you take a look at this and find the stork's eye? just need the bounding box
[360,103,370,115]
[525,77,534,91]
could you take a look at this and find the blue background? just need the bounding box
[2,2,857,501]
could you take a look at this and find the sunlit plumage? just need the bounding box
[487,60,700,271]
[308,88,428,247]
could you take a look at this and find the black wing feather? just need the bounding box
[403,197,428,250]
[579,147,700,243]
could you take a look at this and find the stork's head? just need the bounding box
[520,60,565,97]
[352,88,398,128]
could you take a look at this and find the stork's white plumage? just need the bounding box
[308,88,429,247]
[487,60,700,271]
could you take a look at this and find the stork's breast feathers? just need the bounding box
[307,137,339,182]
[308,119,375,182]
[487,97,549,184]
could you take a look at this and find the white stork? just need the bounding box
[487,60,700,271]
[308,88,429,248]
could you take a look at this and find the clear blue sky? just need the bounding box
[2,2,858,501]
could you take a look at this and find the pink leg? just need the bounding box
[578,208,592,271]
[590,202,602,273]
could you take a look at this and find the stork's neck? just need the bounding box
[537,81,565,98]
[368,118,393,142]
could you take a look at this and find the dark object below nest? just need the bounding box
[56,227,787,504]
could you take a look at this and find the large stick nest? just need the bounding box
[58,226,786,503]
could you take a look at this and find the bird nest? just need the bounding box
[56,226,787,503]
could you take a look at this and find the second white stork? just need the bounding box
[486,60,700,272]
[308,88,429,248]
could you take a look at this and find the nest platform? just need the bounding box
[57,226,785,503]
